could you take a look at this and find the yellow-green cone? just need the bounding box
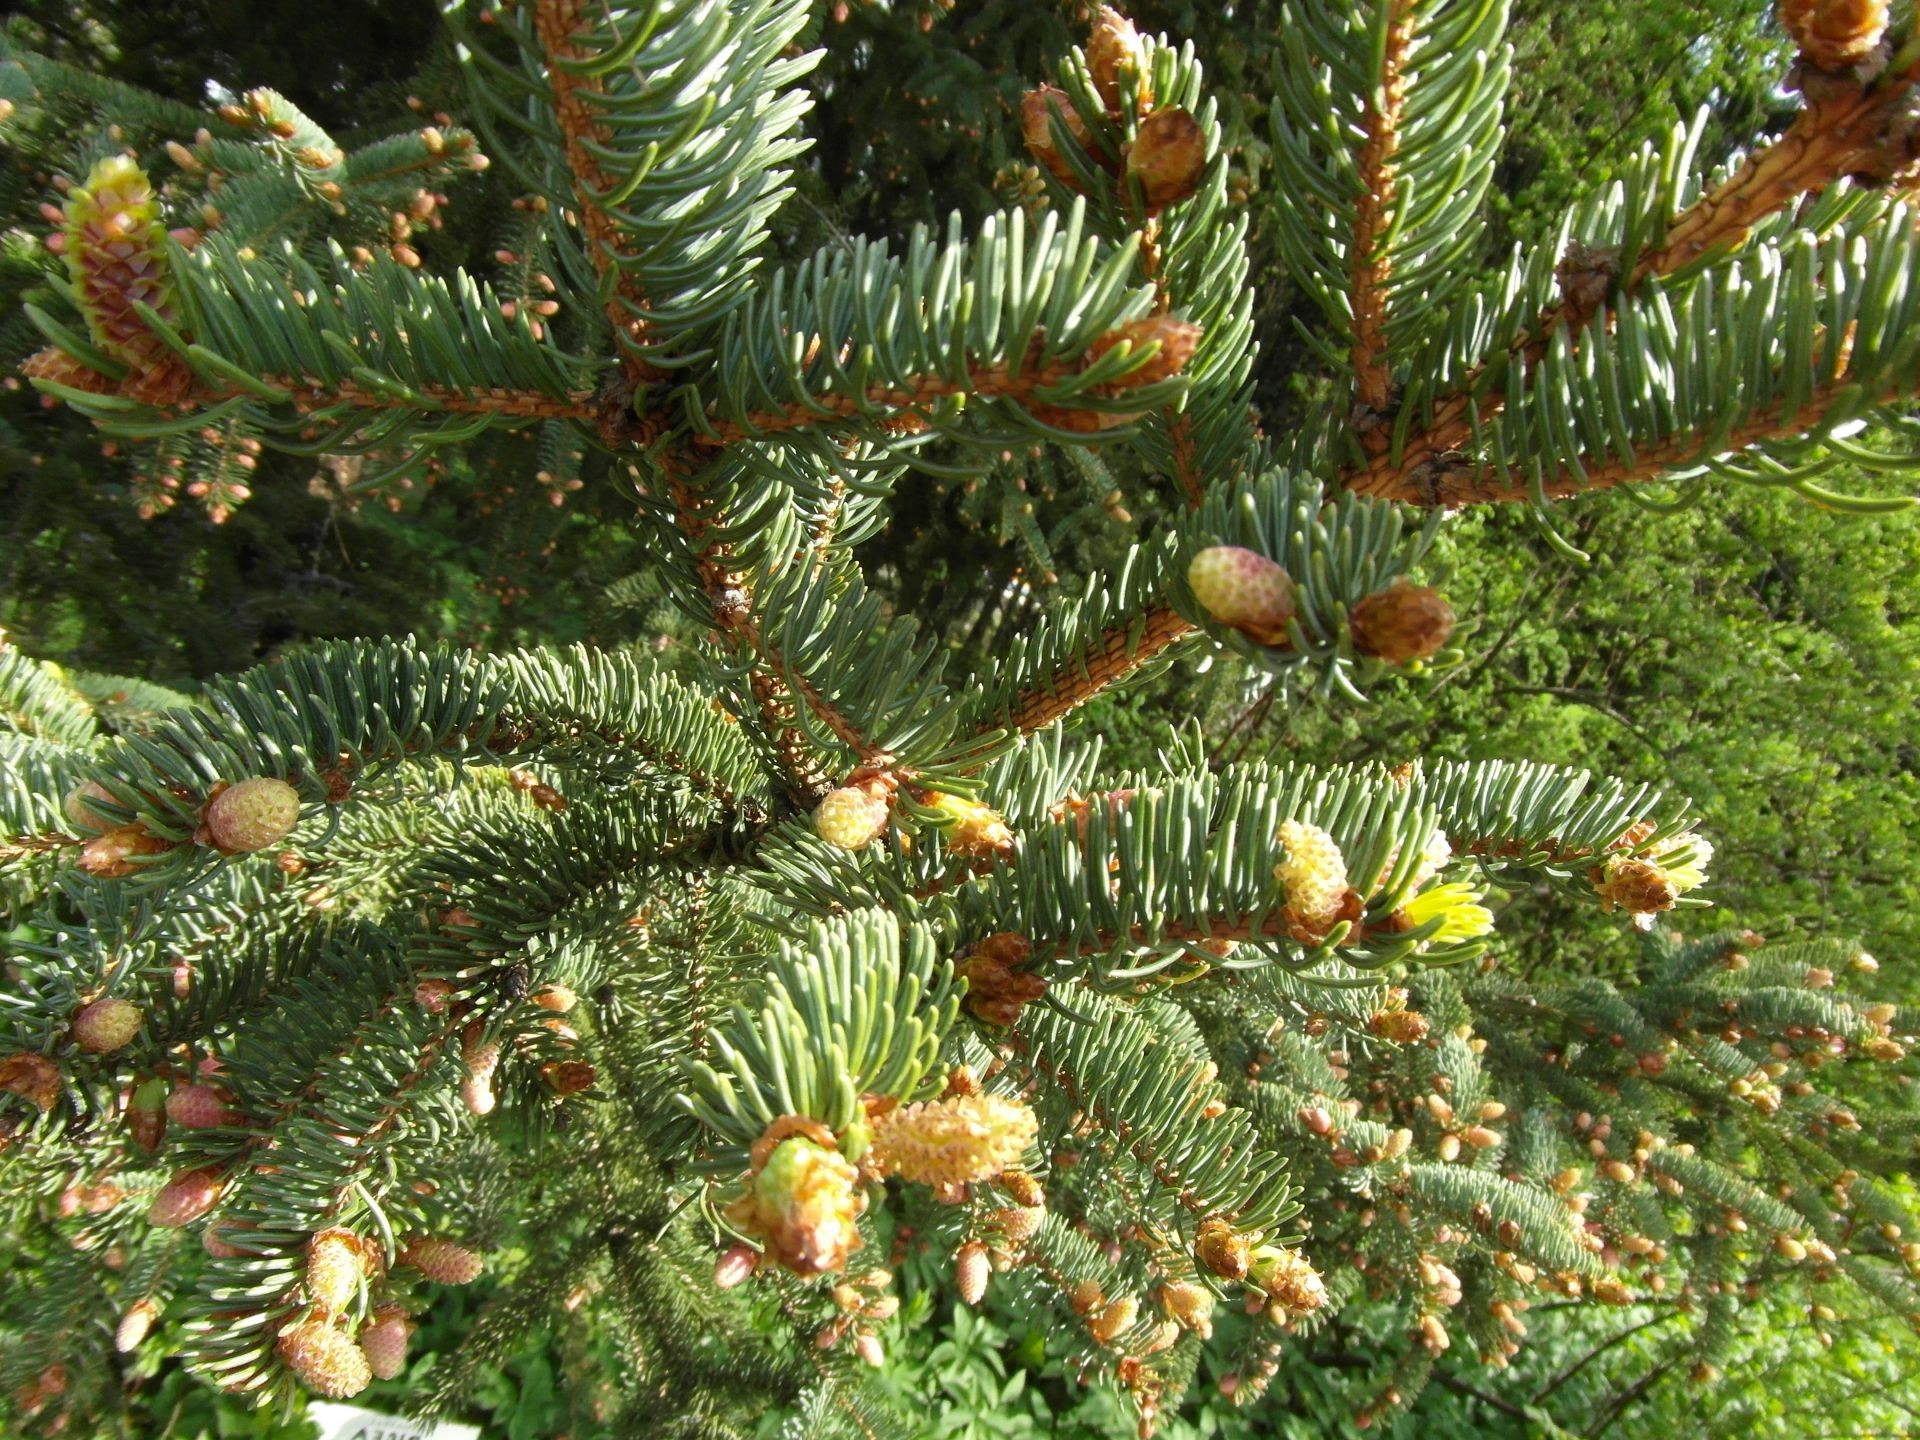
[60,156,191,404]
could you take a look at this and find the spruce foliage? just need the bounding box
[2,1,1918,1435]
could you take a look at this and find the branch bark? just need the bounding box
[533,0,662,382]
[1355,342,1883,507]
[692,352,1080,449]
[1005,604,1196,735]
[662,463,833,803]
[1348,0,1417,424]
[1341,66,1920,503]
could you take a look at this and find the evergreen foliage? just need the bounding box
[2,1,1917,1436]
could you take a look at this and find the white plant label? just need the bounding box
[307,1401,481,1440]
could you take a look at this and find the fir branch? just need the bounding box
[278,375,595,422]
[1644,72,1919,277]
[692,352,1081,449]
[1395,362,1906,507]
[1348,0,1417,423]
[999,992,1299,1231]
[531,0,658,377]
[663,464,834,803]
[1342,65,1920,503]
[0,645,99,747]
[1005,604,1195,736]
[736,614,886,770]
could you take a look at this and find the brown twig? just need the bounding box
[734,612,887,770]
[470,7,846,801]
[26,344,601,427]
[278,377,596,422]
[693,351,1077,449]
[662,465,834,802]
[1005,604,1197,735]
[1341,68,1920,503]
[1166,410,1206,508]
[1348,0,1417,427]
[532,0,661,381]
[1391,359,1878,508]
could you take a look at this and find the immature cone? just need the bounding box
[541,1059,596,1096]
[956,1241,991,1305]
[1088,1294,1139,1344]
[1274,820,1351,937]
[1159,1280,1215,1339]
[277,1319,372,1399]
[1089,314,1203,389]
[115,1299,159,1353]
[925,791,1016,859]
[1369,1007,1431,1045]
[813,786,890,850]
[0,1053,63,1113]
[869,1093,1038,1186]
[725,1132,866,1276]
[958,933,1048,1028]
[1781,0,1888,71]
[202,1217,254,1258]
[1195,1216,1251,1281]
[73,997,142,1054]
[359,1308,412,1381]
[402,1236,484,1284]
[999,1167,1046,1208]
[1127,108,1206,208]
[1252,1245,1329,1317]
[1086,5,1151,111]
[165,1082,235,1129]
[1349,581,1454,664]
[713,1242,760,1289]
[79,823,171,878]
[206,777,301,853]
[128,1076,167,1152]
[461,1022,501,1117]
[48,156,194,406]
[1591,855,1679,916]
[990,1204,1047,1245]
[1020,85,1092,189]
[1187,546,1295,646]
[149,1167,223,1227]
[306,1228,366,1316]
[63,781,119,832]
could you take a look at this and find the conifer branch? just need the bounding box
[227,992,459,1180]
[1646,70,1917,276]
[690,350,1088,449]
[1167,411,1205,508]
[1342,64,1920,502]
[1006,604,1196,735]
[1134,219,1210,508]
[31,356,598,426]
[280,377,596,422]
[1348,0,1417,423]
[663,465,833,802]
[736,615,887,770]
[746,669,834,802]
[531,0,658,377]
[1399,358,1891,507]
